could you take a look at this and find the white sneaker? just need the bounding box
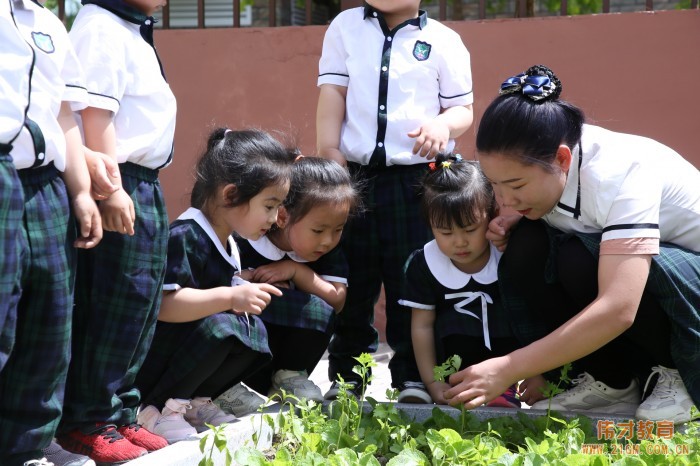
[530,372,641,416]
[137,399,197,443]
[397,381,433,404]
[185,397,238,432]
[270,369,323,402]
[23,459,54,466]
[215,383,266,417]
[636,366,699,424]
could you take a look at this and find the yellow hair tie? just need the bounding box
[441,161,452,169]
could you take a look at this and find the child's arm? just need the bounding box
[58,101,102,249]
[412,308,449,404]
[83,145,121,200]
[250,260,347,312]
[408,104,474,159]
[316,84,347,167]
[158,282,283,323]
[81,106,135,235]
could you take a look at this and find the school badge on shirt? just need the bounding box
[31,32,55,54]
[413,41,431,61]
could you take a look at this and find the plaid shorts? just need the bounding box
[0,164,74,460]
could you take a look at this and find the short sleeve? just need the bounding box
[62,42,88,111]
[163,223,210,291]
[317,18,349,88]
[437,30,473,108]
[398,249,436,310]
[600,161,661,243]
[69,20,126,113]
[313,245,349,285]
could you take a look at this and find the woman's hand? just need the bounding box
[444,356,515,409]
[486,214,522,251]
[518,374,548,406]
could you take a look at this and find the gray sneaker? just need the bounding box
[42,442,95,466]
[215,383,266,417]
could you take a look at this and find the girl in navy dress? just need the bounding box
[134,128,291,443]
[225,156,361,404]
[400,154,537,407]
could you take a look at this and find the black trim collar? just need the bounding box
[81,0,147,25]
[553,142,582,219]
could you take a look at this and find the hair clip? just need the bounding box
[428,162,437,172]
[441,161,452,169]
[453,154,463,163]
[499,73,557,102]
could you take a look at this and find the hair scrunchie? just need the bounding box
[499,65,561,102]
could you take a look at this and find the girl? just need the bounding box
[445,65,700,424]
[225,156,360,404]
[399,154,531,407]
[134,128,291,443]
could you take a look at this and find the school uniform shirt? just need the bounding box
[318,5,473,166]
[544,124,700,253]
[69,2,176,170]
[238,235,348,333]
[398,241,511,349]
[154,207,269,362]
[10,0,87,171]
[1,0,33,147]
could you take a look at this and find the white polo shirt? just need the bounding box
[69,4,177,170]
[11,0,87,171]
[1,0,33,146]
[543,124,700,253]
[318,5,473,166]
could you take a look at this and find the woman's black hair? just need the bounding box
[420,153,497,229]
[190,128,292,209]
[476,65,586,171]
[283,156,362,225]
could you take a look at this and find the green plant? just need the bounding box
[209,353,700,465]
[539,363,572,430]
[198,422,233,466]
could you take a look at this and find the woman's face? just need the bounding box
[478,150,569,220]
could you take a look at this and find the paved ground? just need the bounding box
[308,342,395,401]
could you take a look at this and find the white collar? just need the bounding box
[424,240,501,289]
[247,234,309,263]
[177,207,241,271]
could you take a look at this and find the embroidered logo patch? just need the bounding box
[31,32,55,54]
[413,41,431,61]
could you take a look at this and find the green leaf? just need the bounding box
[233,446,268,466]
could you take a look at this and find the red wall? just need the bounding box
[156,9,700,220]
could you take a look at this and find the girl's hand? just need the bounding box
[407,119,450,159]
[427,381,452,405]
[84,147,121,200]
[99,188,135,235]
[444,356,515,409]
[72,191,103,249]
[251,260,297,284]
[486,214,522,251]
[238,269,255,281]
[229,282,282,315]
[518,374,548,406]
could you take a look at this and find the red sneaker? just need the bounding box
[117,422,168,452]
[56,424,147,465]
[487,384,521,408]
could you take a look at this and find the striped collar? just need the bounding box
[551,143,582,219]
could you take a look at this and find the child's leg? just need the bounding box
[61,163,168,430]
[328,169,381,385]
[375,166,433,388]
[267,322,330,375]
[0,154,23,372]
[0,166,74,464]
